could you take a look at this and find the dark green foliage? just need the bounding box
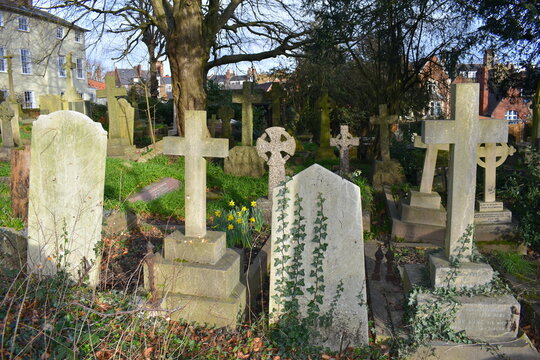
[90,103,108,131]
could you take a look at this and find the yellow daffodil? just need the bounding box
[251,201,257,207]
[227,214,234,221]
[249,217,256,223]
[237,218,243,224]
[227,224,234,230]
[241,206,247,211]
[237,211,243,217]
[229,200,235,206]
[214,210,221,217]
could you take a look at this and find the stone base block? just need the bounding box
[162,281,246,328]
[475,222,516,241]
[429,252,493,288]
[315,146,337,160]
[400,202,446,227]
[107,143,136,157]
[474,208,512,224]
[477,200,504,212]
[148,250,241,298]
[372,160,406,191]
[401,263,428,293]
[416,293,520,341]
[408,191,442,209]
[224,146,265,177]
[164,231,226,265]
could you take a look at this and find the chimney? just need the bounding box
[136,64,142,77]
[479,65,489,116]
[96,65,102,81]
[484,49,494,70]
[225,69,233,80]
[247,67,252,81]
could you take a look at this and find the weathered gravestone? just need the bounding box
[209,114,218,138]
[127,177,181,203]
[97,75,136,158]
[218,105,235,142]
[404,83,520,341]
[144,110,246,327]
[62,53,91,116]
[27,111,107,287]
[370,104,405,190]
[232,81,264,146]
[269,164,369,350]
[474,143,515,225]
[315,91,337,160]
[330,125,359,175]
[256,127,296,200]
[0,102,15,147]
[400,135,449,227]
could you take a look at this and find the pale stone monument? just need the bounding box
[404,83,520,341]
[256,126,296,199]
[400,135,449,227]
[330,125,359,175]
[62,53,90,115]
[474,143,515,227]
[232,81,264,146]
[145,110,245,327]
[370,104,405,190]
[269,164,369,350]
[218,105,235,141]
[209,113,217,137]
[315,91,337,160]
[2,52,21,147]
[27,111,107,287]
[0,102,15,147]
[97,75,136,157]
[271,82,284,127]
[39,94,63,115]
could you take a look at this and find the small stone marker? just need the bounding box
[370,104,398,162]
[127,177,181,203]
[256,127,296,199]
[232,82,264,146]
[271,82,284,126]
[315,91,337,159]
[27,111,107,286]
[330,125,359,175]
[146,110,246,327]
[423,83,508,260]
[269,164,369,350]
[218,105,235,141]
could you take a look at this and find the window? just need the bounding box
[20,49,31,74]
[0,47,5,72]
[76,58,83,79]
[505,110,518,121]
[427,83,437,95]
[58,55,66,77]
[23,91,34,109]
[429,101,442,117]
[18,17,29,31]
[74,31,82,43]
[56,27,64,39]
[468,71,476,79]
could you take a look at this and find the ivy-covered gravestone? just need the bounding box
[269,164,368,350]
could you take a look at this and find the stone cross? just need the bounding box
[163,111,229,237]
[330,125,359,175]
[477,143,515,205]
[413,135,449,193]
[97,74,127,106]
[218,105,235,141]
[256,127,296,199]
[232,82,264,146]
[317,92,334,152]
[422,84,507,259]
[4,51,15,102]
[2,51,21,146]
[0,101,15,147]
[271,82,284,126]
[63,53,80,103]
[370,104,398,162]
[209,114,217,137]
[97,75,129,142]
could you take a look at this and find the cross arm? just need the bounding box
[479,119,508,143]
[422,120,456,145]
[163,136,187,156]
[202,138,229,158]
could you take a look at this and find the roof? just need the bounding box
[162,76,171,84]
[456,64,482,72]
[0,0,87,31]
[88,79,105,90]
[116,68,149,86]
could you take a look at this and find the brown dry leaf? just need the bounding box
[273,356,281,360]
[236,350,250,359]
[252,337,262,352]
[39,352,50,359]
[143,347,154,359]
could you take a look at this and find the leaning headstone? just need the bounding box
[404,83,520,342]
[400,135,449,227]
[370,104,405,190]
[474,143,515,225]
[218,105,235,142]
[232,81,264,146]
[256,127,296,200]
[127,177,181,203]
[269,164,369,350]
[27,111,107,287]
[330,125,359,175]
[145,110,245,327]
[224,146,265,177]
[315,91,337,159]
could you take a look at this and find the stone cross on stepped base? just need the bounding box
[330,125,359,175]
[63,53,81,103]
[256,127,296,199]
[3,51,21,147]
[232,82,264,146]
[370,104,398,162]
[423,83,507,262]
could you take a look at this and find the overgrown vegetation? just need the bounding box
[211,200,264,248]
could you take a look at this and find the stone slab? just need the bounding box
[408,190,442,209]
[161,281,246,328]
[429,252,494,288]
[163,230,226,265]
[474,208,512,224]
[150,250,241,298]
[400,202,446,227]
[477,200,504,212]
[102,210,138,235]
[416,293,520,341]
[401,263,428,293]
[128,177,181,203]
[0,227,27,271]
[242,240,270,309]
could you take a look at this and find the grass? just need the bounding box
[493,251,535,278]
[0,182,24,230]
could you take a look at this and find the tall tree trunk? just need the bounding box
[148,50,159,98]
[167,2,208,136]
